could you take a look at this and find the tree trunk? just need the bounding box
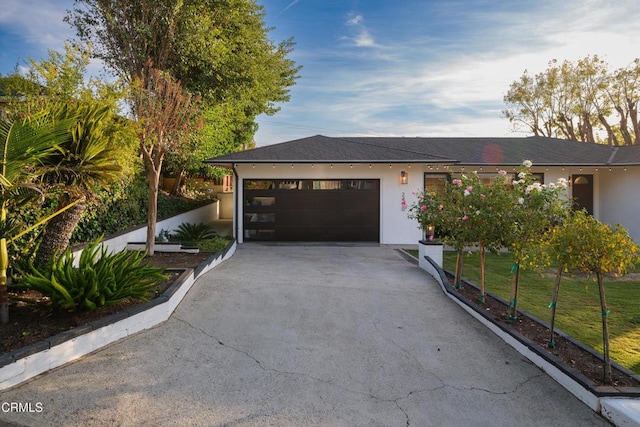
[146,168,162,256]
[454,249,464,289]
[508,261,520,321]
[629,100,639,145]
[597,113,619,147]
[479,243,485,302]
[548,266,563,348]
[0,235,8,325]
[169,169,186,196]
[597,272,612,384]
[616,105,633,146]
[34,195,87,267]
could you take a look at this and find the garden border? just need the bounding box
[0,239,236,391]
[404,249,640,427]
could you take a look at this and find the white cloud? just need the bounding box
[347,15,363,26]
[1,0,72,49]
[345,13,377,48]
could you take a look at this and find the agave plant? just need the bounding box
[22,236,168,311]
[172,222,217,244]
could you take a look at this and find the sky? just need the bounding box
[1,0,639,147]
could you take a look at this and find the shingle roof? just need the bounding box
[204,135,640,166]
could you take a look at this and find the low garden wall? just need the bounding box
[72,200,219,259]
[0,240,236,391]
[417,250,640,427]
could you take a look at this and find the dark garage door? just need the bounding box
[243,179,380,242]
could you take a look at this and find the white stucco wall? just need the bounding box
[598,168,640,242]
[232,164,639,244]
[234,163,422,244]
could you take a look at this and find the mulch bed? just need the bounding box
[453,277,640,388]
[0,252,213,355]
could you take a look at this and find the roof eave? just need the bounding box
[204,159,459,165]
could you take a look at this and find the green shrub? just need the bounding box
[172,222,217,244]
[21,237,168,311]
[196,236,233,253]
[71,177,216,244]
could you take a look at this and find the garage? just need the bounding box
[243,179,380,242]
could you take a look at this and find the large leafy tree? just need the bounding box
[66,0,299,250]
[66,0,299,146]
[131,65,201,255]
[504,56,640,145]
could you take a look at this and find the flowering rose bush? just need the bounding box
[405,188,445,240]
[406,160,570,301]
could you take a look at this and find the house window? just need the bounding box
[477,173,514,185]
[424,173,448,194]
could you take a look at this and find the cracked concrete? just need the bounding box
[0,245,609,426]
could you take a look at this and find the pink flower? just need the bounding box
[420,205,427,211]
[462,215,469,221]
[438,204,443,210]
[498,170,507,176]
[452,179,463,186]
[466,186,473,192]
[480,193,486,199]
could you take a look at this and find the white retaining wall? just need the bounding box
[72,201,219,259]
[0,240,236,391]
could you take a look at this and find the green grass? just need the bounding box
[434,251,640,374]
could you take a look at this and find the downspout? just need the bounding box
[232,164,240,242]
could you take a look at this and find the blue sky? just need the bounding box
[1,0,639,146]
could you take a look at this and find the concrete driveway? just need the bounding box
[0,245,608,426]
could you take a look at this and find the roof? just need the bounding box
[204,135,640,166]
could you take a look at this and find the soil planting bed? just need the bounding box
[451,275,640,389]
[0,252,213,355]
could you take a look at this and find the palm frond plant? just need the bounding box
[0,111,77,323]
[34,102,123,266]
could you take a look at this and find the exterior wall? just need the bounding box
[528,166,639,242]
[598,168,640,242]
[232,164,640,244]
[234,163,421,244]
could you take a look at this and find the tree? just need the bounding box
[545,211,638,383]
[2,43,136,264]
[131,65,201,255]
[504,56,640,145]
[67,0,300,249]
[66,0,299,142]
[507,162,569,321]
[0,111,77,323]
[34,102,123,266]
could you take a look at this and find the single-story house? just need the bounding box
[205,135,640,245]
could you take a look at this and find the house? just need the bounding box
[205,135,640,244]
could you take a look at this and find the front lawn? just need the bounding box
[436,251,640,374]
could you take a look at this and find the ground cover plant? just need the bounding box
[21,237,168,311]
[442,250,640,375]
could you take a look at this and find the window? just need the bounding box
[424,173,448,195]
